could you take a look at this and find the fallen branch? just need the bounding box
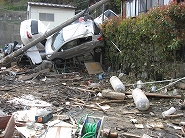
[70,87,97,93]
[73,102,102,111]
[20,68,49,81]
[68,98,85,104]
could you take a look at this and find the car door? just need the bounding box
[55,36,93,59]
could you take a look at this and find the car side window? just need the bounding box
[59,36,92,51]
[61,39,78,51]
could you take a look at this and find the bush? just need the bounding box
[102,1,185,79]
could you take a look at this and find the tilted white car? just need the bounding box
[20,19,48,64]
[45,19,104,61]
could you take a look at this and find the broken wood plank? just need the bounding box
[73,102,102,111]
[102,89,125,100]
[20,68,49,81]
[121,132,141,138]
[164,113,184,119]
[99,100,126,104]
[96,103,107,114]
[71,87,97,93]
[68,98,85,104]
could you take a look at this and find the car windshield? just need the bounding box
[52,30,64,50]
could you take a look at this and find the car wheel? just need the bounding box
[94,47,102,53]
[53,58,74,73]
[53,58,63,71]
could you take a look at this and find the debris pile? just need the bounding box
[0,59,185,138]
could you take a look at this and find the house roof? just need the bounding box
[27,2,76,9]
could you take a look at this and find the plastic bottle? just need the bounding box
[110,76,125,92]
[132,88,150,111]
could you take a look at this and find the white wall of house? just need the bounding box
[27,3,75,30]
[125,0,171,18]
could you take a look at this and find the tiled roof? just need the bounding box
[27,2,76,9]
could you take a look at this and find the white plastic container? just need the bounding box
[132,88,150,111]
[110,76,125,92]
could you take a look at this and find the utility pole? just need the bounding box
[0,0,109,66]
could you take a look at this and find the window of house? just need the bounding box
[147,0,165,10]
[39,13,54,21]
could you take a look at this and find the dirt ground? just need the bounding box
[0,61,185,138]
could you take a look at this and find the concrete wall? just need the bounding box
[0,10,27,47]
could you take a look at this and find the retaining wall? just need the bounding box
[0,10,27,47]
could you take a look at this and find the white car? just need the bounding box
[20,19,48,49]
[20,19,49,64]
[94,9,119,25]
[45,19,104,61]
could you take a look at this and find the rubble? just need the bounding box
[0,60,185,138]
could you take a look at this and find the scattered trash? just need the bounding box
[87,81,101,88]
[136,80,143,89]
[107,66,111,72]
[118,73,125,78]
[142,134,152,138]
[167,123,181,130]
[172,89,179,95]
[162,107,176,118]
[7,94,52,107]
[35,110,53,123]
[134,124,144,129]
[102,128,118,138]
[132,88,150,111]
[151,86,156,92]
[130,119,138,124]
[146,121,164,129]
[98,73,103,80]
